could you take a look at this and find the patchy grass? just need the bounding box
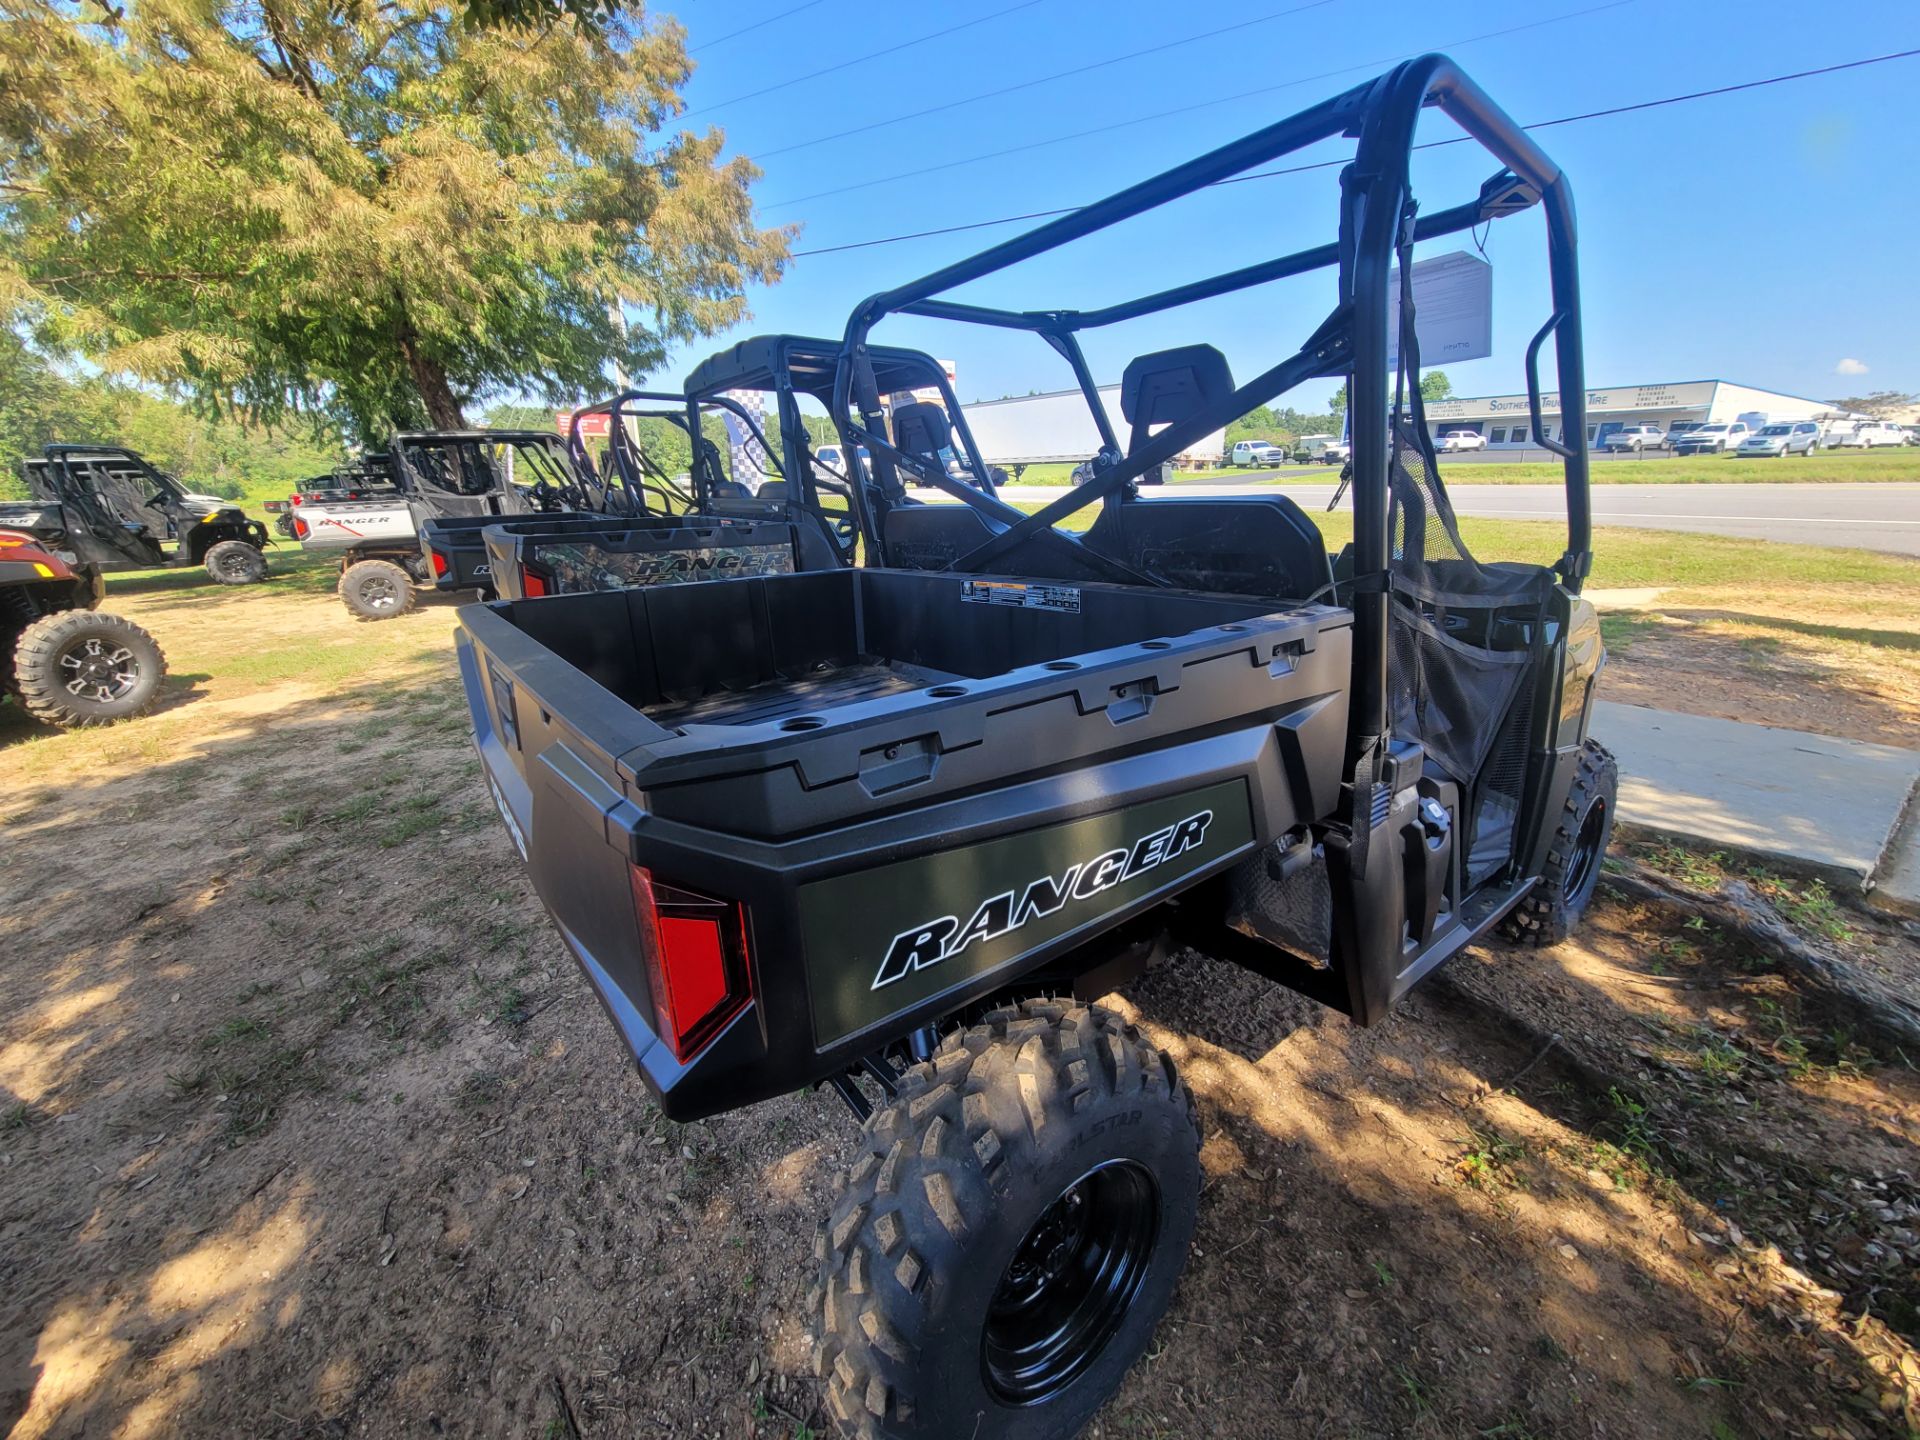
[1453,1124,1530,1193]
[167,1016,324,1141]
[1599,612,1664,653]
[1631,842,1856,945]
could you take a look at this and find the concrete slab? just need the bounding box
[1592,700,1920,896]
[1871,800,1920,917]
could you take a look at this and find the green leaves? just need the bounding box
[0,0,789,440]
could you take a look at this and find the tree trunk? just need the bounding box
[397,328,465,429]
[1601,866,1920,1054]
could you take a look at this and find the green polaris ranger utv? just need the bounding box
[454,55,1614,1440]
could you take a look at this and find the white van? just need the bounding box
[1849,420,1908,449]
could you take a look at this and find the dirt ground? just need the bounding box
[1592,584,1920,747]
[3,561,1919,1440]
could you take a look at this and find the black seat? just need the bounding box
[1119,345,1236,459]
[1084,495,1330,601]
[890,401,951,463]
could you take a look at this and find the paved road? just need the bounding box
[994,480,1920,555]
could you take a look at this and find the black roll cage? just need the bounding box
[679,333,1009,535]
[831,53,1591,771]
[388,429,585,511]
[565,392,710,514]
[40,444,187,507]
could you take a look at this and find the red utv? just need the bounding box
[0,529,167,728]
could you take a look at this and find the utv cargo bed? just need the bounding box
[458,566,1351,1117]
[479,511,841,601]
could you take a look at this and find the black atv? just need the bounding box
[23,445,272,584]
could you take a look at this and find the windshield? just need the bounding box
[1696,425,1728,435]
[1758,426,1791,436]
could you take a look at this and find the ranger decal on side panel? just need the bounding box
[799,780,1255,1047]
[872,811,1214,990]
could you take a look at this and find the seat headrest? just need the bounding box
[891,401,952,458]
[1120,345,1236,432]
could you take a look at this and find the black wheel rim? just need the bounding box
[982,1160,1159,1407]
[1565,795,1608,905]
[58,635,140,703]
[360,575,400,610]
[217,548,255,579]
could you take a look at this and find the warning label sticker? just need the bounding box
[959,580,1081,614]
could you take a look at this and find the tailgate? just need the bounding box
[454,587,1350,1120]
[290,501,414,551]
[420,515,509,591]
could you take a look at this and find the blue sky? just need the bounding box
[650,0,1918,413]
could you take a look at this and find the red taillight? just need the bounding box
[293,516,309,540]
[521,571,548,598]
[430,550,449,577]
[629,868,752,1064]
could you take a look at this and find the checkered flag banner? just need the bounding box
[719,389,770,485]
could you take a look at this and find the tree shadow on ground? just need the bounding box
[3,658,1917,1438]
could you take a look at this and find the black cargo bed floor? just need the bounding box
[646,658,960,729]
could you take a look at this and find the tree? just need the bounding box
[1827,391,1917,418]
[1,335,342,500]
[0,0,789,441]
[482,403,559,433]
[1328,369,1450,414]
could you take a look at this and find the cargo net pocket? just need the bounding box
[1387,424,1550,883]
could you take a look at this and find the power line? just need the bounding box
[682,0,1054,120]
[689,0,831,55]
[752,0,1346,162]
[788,46,1920,259]
[761,0,1634,212]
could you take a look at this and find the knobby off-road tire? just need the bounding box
[809,1000,1201,1440]
[204,538,269,585]
[13,609,167,728]
[1502,737,1618,947]
[338,559,416,621]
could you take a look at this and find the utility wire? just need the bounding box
[689,0,831,55]
[682,0,1054,119]
[788,46,1920,258]
[752,0,1346,162]
[763,0,1633,213]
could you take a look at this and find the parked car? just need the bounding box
[1905,426,1920,446]
[1228,439,1285,467]
[1602,424,1666,453]
[1736,422,1820,458]
[1072,458,1171,486]
[1319,437,1351,464]
[1292,433,1338,463]
[1848,420,1909,449]
[812,443,870,477]
[1439,429,1487,452]
[1672,421,1751,455]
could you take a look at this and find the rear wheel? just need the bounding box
[810,1000,1200,1440]
[13,608,167,728]
[205,538,269,585]
[1502,738,1617,947]
[338,559,416,621]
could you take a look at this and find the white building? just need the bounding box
[1421,378,1843,450]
